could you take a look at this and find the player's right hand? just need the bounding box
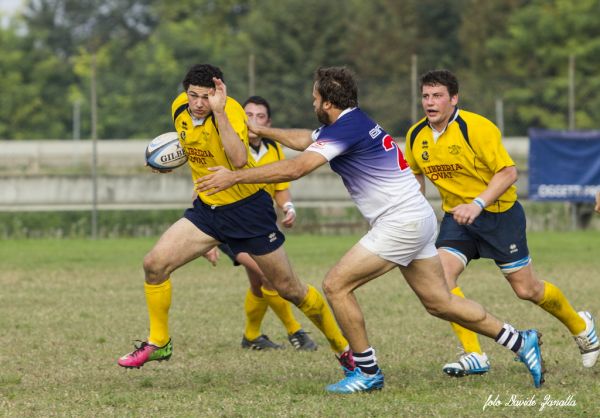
[208,77,227,113]
[450,202,482,225]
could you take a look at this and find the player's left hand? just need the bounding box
[450,203,482,225]
[282,203,296,228]
[195,166,235,195]
[203,246,220,266]
[208,77,227,113]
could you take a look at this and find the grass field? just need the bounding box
[1,232,599,417]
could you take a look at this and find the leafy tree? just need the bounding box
[344,0,419,135]
[457,0,525,126]
[487,0,600,134]
[237,0,353,128]
[10,0,161,139]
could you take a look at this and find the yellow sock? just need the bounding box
[298,285,348,353]
[261,287,302,335]
[537,280,585,335]
[145,280,172,347]
[450,287,483,354]
[244,289,269,341]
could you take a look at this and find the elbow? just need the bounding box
[507,166,518,185]
[287,161,305,180]
[231,154,248,169]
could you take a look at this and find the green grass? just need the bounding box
[1,232,599,417]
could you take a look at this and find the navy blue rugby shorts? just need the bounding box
[184,189,285,256]
[218,243,240,266]
[435,200,530,265]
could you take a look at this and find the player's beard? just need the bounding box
[316,104,330,125]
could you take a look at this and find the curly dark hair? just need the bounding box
[182,64,224,90]
[313,66,358,109]
[243,95,271,119]
[419,69,459,97]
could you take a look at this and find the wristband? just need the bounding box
[472,197,486,209]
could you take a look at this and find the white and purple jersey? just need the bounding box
[307,108,433,225]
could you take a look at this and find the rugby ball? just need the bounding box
[145,132,187,171]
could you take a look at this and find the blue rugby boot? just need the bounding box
[326,368,384,394]
[516,329,545,388]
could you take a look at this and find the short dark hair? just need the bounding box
[182,64,224,90]
[419,69,459,97]
[243,95,271,118]
[313,66,358,109]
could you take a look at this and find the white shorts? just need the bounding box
[359,212,438,266]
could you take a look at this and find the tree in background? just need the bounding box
[487,0,600,134]
[1,0,600,139]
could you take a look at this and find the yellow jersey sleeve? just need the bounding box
[469,119,515,174]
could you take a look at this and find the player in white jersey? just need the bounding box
[196,66,545,392]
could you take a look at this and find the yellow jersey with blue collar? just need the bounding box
[249,138,289,197]
[171,92,263,206]
[405,108,516,213]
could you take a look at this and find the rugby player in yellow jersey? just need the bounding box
[206,96,317,351]
[405,69,599,377]
[118,64,348,369]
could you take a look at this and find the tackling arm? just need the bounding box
[248,121,313,151]
[195,151,327,195]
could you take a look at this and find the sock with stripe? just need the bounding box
[494,323,523,353]
[261,287,302,335]
[353,347,380,375]
[537,280,586,335]
[243,289,268,341]
[145,279,172,347]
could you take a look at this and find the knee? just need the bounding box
[508,277,544,301]
[421,296,452,319]
[322,274,343,300]
[424,303,449,319]
[143,251,168,284]
[512,285,540,302]
[271,276,301,302]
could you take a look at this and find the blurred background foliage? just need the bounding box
[1,0,600,140]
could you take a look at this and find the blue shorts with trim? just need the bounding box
[436,200,529,265]
[184,189,285,256]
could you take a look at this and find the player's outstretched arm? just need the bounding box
[247,120,312,151]
[195,151,327,195]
